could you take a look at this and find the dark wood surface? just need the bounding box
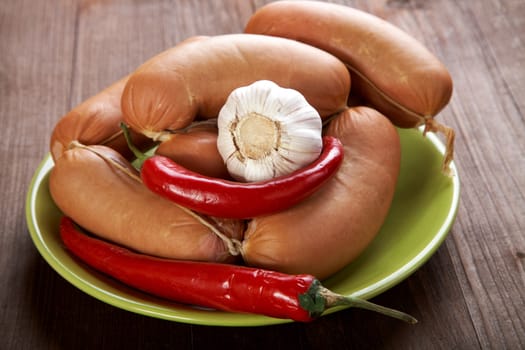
[2,0,524,349]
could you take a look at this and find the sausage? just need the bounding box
[155,122,230,179]
[240,107,401,280]
[244,1,455,173]
[120,33,351,140]
[49,144,244,263]
[245,1,452,127]
[49,36,208,162]
[49,76,152,162]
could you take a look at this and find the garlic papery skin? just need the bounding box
[217,80,323,182]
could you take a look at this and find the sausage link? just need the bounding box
[49,77,152,161]
[241,107,401,280]
[49,144,244,263]
[120,33,351,140]
[245,1,455,173]
[154,122,230,179]
[49,36,208,162]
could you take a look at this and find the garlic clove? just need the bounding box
[217,80,323,182]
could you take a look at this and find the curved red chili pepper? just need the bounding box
[140,136,344,219]
[60,216,417,323]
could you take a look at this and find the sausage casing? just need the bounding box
[241,107,401,279]
[49,144,244,263]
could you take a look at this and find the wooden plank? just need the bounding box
[433,1,525,348]
[0,1,77,349]
[0,0,77,159]
[67,0,256,108]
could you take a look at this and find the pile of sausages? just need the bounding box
[49,1,453,281]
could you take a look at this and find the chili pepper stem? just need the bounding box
[120,122,151,169]
[319,287,418,324]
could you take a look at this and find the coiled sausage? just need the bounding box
[241,107,401,279]
[245,1,455,173]
[120,34,351,140]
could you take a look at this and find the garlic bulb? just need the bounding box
[217,80,323,182]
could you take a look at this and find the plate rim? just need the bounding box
[25,129,460,327]
[348,129,461,301]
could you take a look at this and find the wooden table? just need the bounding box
[2,0,524,348]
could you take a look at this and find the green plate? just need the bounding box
[25,127,460,327]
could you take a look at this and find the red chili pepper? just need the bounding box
[60,216,417,323]
[140,136,344,219]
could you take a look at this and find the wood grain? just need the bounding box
[1,0,524,349]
